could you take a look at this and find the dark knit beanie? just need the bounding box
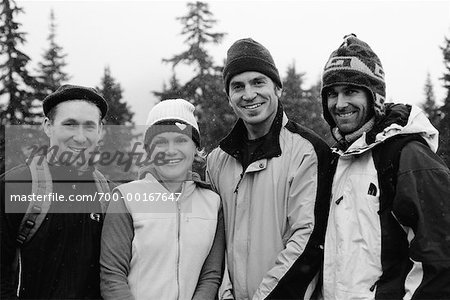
[223,38,282,95]
[321,34,386,127]
[43,84,108,119]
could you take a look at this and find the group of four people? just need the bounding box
[1,34,450,300]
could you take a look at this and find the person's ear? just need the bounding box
[98,121,103,134]
[43,117,52,138]
[275,86,282,98]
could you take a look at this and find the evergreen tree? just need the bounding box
[153,72,185,100]
[163,1,225,76]
[154,1,235,153]
[0,0,39,125]
[437,36,450,166]
[281,62,331,144]
[35,9,70,101]
[281,61,306,121]
[96,66,138,181]
[0,0,42,174]
[421,72,440,127]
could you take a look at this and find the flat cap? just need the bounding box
[43,84,108,119]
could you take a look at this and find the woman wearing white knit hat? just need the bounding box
[100,99,225,300]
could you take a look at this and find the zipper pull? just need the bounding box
[370,278,380,292]
[335,196,343,205]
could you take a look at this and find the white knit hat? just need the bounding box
[144,99,200,146]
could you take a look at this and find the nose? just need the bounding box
[72,126,87,144]
[165,141,178,156]
[335,93,349,109]
[242,86,257,101]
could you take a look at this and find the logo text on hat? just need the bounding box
[374,64,384,79]
[324,56,385,82]
[324,58,352,71]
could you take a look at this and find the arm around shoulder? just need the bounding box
[100,190,135,300]
[192,207,225,300]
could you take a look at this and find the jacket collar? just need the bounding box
[219,101,285,164]
[332,103,438,156]
[138,165,208,188]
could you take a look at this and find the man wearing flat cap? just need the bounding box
[206,38,333,299]
[1,85,113,299]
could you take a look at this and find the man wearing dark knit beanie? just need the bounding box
[321,34,450,299]
[207,38,333,299]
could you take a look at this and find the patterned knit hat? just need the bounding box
[145,99,200,148]
[223,38,282,95]
[321,34,386,127]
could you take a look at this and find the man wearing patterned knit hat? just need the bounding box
[321,34,450,299]
[206,38,333,299]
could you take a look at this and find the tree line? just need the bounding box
[1,0,449,179]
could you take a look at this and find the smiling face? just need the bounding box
[326,85,372,134]
[149,132,196,185]
[228,71,281,139]
[44,100,102,169]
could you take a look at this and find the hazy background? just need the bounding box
[16,0,450,125]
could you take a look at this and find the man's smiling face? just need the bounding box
[44,100,102,168]
[326,85,372,134]
[228,71,281,138]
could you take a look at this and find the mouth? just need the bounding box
[164,158,183,165]
[68,147,86,153]
[242,103,263,110]
[336,111,356,118]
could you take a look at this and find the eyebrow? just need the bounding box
[60,118,98,125]
[251,76,267,81]
[230,80,243,87]
[230,75,267,85]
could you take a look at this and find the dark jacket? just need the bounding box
[1,163,112,299]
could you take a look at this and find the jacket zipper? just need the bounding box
[176,184,184,300]
[231,171,244,284]
[16,250,22,297]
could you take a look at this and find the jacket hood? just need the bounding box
[335,103,439,156]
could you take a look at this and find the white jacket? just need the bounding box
[103,173,221,300]
[323,104,448,300]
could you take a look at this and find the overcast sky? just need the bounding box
[15,0,450,125]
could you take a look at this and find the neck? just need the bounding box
[244,112,276,140]
[333,117,376,149]
[153,171,188,193]
[162,181,183,193]
[46,152,91,172]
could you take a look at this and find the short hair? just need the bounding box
[46,100,103,124]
